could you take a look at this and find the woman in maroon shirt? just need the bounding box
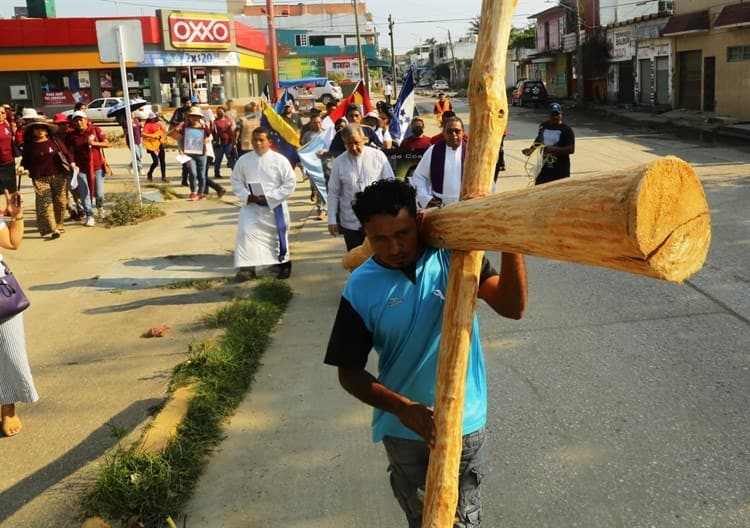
[0,107,18,194]
[212,106,235,179]
[20,117,76,239]
[64,111,110,227]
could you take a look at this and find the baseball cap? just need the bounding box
[72,110,87,119]
[548,102,562,114]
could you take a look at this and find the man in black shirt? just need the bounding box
[522,102,575,185]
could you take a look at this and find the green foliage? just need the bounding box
[468,15,481,36]
[104,194,166,227]
[509,25,536,49]
[161,278,230,291]
[80,279,293,525]
[582,35,612,76]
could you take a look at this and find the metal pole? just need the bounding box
[389,14,398,96]
[447,29,458,87]
[266,0,280,101]
[575,0,584,102]
[116,24,142,203]
[353,0,367,89]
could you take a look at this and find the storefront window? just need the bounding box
[40,70,93,106]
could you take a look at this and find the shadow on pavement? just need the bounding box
[0,399,162,524]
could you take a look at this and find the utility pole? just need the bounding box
[447,29,458,87]
[574,0,584,102]
[388,14,398,95]
[353,0,367,90]
[266,0,279,101]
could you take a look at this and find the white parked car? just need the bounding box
[286,79,343,105]
[62,97,152,123]
[432,80,450,91]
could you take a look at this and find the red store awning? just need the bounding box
[661,11,710,36]
[714,3,750,29]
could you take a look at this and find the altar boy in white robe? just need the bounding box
[231,126,297,281]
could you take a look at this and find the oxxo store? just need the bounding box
[0,11,266,114]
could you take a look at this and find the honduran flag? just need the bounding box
[274,88,295,114]
[298,134,328,204]
[320,80,375,148]
[389,68,416,143]
[259,101,301,165]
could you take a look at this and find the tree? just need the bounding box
[509,25,536,49]
[468,15,481,36]
[424,37,437,46]
[380,48,391,61]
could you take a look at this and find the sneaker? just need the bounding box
[198,194,206,200]
[217,188,226,198]
[51,230,61,239]
[188,193,197,201]
[147,174,154,182]
[161,177,170,183]
[181,179,189,187]
[85,216,95,227]
[80,215,89,225]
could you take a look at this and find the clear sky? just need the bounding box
[1,0,549,53]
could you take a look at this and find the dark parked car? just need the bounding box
[511,80,548,107]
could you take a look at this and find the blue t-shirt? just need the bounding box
[325,247,488,442]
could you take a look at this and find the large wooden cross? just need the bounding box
[343,1,710,526]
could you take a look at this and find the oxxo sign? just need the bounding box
[169,13,231,49]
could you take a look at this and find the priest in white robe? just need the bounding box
[231,126,297,281]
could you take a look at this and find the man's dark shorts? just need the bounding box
[383,427,487,528]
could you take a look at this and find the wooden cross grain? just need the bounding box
[340,0,711,525]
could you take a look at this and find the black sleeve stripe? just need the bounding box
[479,255,499,287]
[324,296,373,370]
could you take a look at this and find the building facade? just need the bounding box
[663,0,750,117]
[0,11,266,113]
[238,1,378,84]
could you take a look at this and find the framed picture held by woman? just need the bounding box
[183,127,205,155]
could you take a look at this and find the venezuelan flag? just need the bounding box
[260,100,301,165]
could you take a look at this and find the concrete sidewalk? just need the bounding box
[180,179,405,526]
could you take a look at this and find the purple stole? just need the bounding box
[429,139,467,193]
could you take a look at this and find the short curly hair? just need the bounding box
[352,179,417,226]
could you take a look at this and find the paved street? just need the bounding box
[186,100,749,527]
[1,99,748,527]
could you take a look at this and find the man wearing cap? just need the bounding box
[522,102,575,185]
[280,101,303,133]
[327,103,383,157]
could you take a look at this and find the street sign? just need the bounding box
[95,20,144,63]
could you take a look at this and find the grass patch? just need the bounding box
[146,183,180,201]
[80,279,292,526]
[160,278,230,291]
[105,194,166,227]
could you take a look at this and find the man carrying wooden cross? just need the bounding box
[325,179,527,527]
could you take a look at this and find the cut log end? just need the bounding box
[646,213,711,283]
[635,156,711,282]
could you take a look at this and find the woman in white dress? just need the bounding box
[0,189,37,437]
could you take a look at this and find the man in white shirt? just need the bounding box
[410,116,466,209]
[231,126,297,281]
[328,123,395,250]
